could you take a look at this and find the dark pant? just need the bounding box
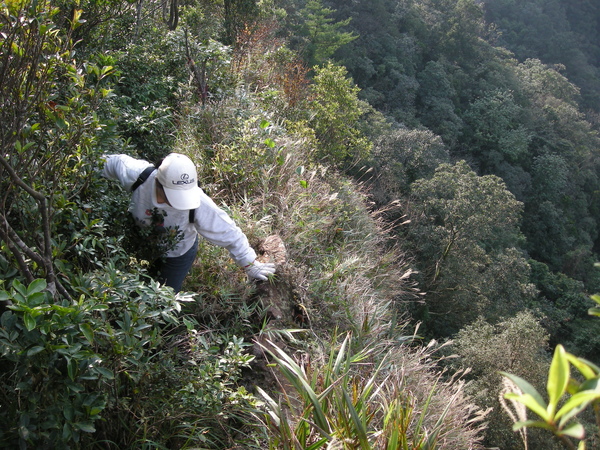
[154,236,198,293]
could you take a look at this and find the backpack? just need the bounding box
[131,166,196,223]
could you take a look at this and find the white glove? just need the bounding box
[245,260,276,281]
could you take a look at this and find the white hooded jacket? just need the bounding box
[102,154,257,266]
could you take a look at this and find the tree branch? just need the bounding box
[0,153,45,202]
[0,213,36,284]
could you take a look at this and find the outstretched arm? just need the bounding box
[193,192,276,280]
[102,154,151,191]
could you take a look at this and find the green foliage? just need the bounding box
[107,31,183,161]
[257,333,486,449]
[296,0,357,67]
[0,276,175,447]
[309,62,372,165]
[453,312,555,449]
[0,279,107,446]
[462,89,531,169]
[416,60,463,146]
[180,0,224,41]
[528,260,600,358]
[324,0,600,307]
[371,127,450,202]
[0,0,118,294]
[481,0,600,111]
[500,291,600,449]
[223,0,259,46]
[406,161,532,333]
[502,344,600,450]
[0,274,261,448]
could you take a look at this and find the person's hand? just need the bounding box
[245,260,276,281]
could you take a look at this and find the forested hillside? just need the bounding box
[1,0,600,448]
[316,0,600,346]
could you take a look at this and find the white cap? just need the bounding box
[156,153,202,210]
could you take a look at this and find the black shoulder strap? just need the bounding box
[131,166,156,192]
[188,180,202,223]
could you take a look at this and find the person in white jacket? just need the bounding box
[102,152,276,292]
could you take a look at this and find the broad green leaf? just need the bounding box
[74,421,96,433]
[26,346,45,356]
[590,294,600,305]
[63,405,75,421]
[65,380,84,393]
[556,391,600,424]
[50,304,74,314]
[12,279,26,298]
[579,378,600,393]
[79,323,94,343]
[89,406,103,416]
[89,304,109,311]
[576,357,600,375]
[23,312,36,331]
[96,367,114,379]
[501,372,547,410]
[557,422,585,440]
[71,9,83,29]
[26,279,46,295]
[588,307,600,317]
[512,420,553,431]
[62,422,72,441]
[10,41,23,57]
[67,358,77,381]
[260,119,270,129]
[100,66,114,77]
[505,393,550,422]
[565,353,598,380]
[27,292,46,307]
[547,345,569,415]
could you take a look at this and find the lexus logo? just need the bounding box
[172,173,195,185]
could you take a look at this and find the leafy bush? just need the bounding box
[0,0,120,299]
[309,63,372,165]
[0,270,261,448]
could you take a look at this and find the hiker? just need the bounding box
[102,152,276,292]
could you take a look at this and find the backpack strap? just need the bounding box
[131,166,156,192]
[188,180,202,223]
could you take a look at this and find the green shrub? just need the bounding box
[309,63,372,166]
[0,271,261,448]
